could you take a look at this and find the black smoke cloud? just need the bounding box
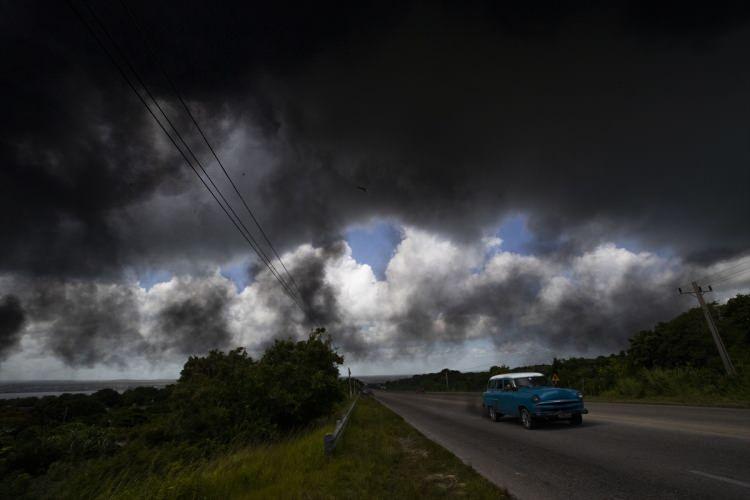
[4,276,238,368]
[378,243,688,359]
[155,279,233,356]
[24,282,145,367]
[0,296,26,360]
[260,241,368,357]
[2,1,750,368]
[452,265,683,355]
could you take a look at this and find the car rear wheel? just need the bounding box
[488,405,501,421]
[520,408,535,429]
[570,413,583,426]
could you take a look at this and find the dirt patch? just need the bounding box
[398,436,430,459]
[424,473,467,495]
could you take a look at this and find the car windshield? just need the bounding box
[514,376,549,388]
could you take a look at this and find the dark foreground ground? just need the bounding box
[374,391,750,500]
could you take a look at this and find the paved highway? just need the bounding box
[374,391,750,499]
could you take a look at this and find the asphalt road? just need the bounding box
[374,391,750,500]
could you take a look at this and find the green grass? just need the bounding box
[71,397,505,499]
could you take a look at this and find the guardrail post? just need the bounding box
[323,397,358,456]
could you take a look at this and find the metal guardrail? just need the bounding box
[324,396,358,455]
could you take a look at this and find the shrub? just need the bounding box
[36,394,107,425]
[605,377,643,398]
[46,422,118,461]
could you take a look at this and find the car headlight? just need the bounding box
[577,392,583,398]
[531,395,540,403]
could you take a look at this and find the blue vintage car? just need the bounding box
[482,372,588,429]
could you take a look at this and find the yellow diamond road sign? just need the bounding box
[551,373,560,385]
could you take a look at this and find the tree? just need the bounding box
[168,329,344,442]
[257,328,344,429]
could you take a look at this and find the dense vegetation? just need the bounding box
[81,396,505,499]
[0,329,346,498]
[384,295,750,405]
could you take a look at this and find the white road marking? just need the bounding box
[690,470,750,488]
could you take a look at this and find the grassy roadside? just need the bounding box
[94,396,506,499]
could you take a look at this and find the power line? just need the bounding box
[709,266,750,286]
[679,263,750,290]
[695,258,750,285]
[676,260,750,291]
[67,0,305,314]
[79,0,305,310]
[79,1,301,306]
[116,0,305,304]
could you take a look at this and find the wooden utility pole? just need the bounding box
[445,370,449,391]
[679,282,736,376]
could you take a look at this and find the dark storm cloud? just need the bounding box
[0,1,194,278]
[254,5,750,263]
[3,1,749,278]
[0,295,26,360]
[129,0,748,264]
[2,1,750,367]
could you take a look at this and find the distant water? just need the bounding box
[0,380,175,400]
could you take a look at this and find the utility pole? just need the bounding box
[445,370,449,392]
[679,282,736,376]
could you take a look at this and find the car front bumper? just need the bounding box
[534,408,588,417]
[533,398,588,418]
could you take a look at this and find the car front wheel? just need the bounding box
[520,408,535,429]
[570,413,583,426]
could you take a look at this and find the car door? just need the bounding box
[499,378,517,416]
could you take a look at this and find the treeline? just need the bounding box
[384,294,750,403]
[0,329,347,499]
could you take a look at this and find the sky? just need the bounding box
[1,1,750,380]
